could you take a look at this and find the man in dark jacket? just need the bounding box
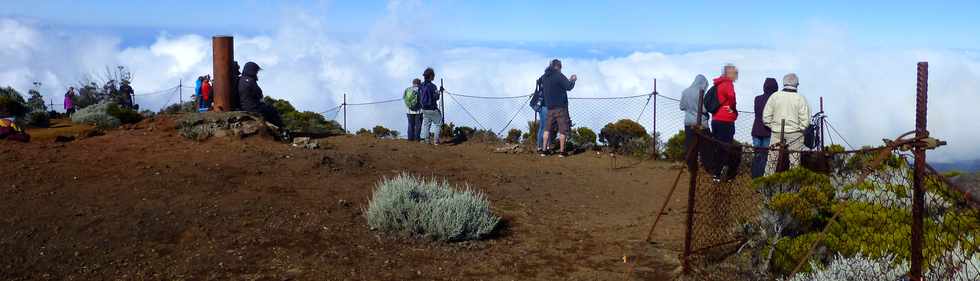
[540,59,577,157]
[418,68,444,145]
[751,78,779,178]
[238,61,284,128]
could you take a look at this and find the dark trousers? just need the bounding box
[406,113,422,141]
[684,125,711,168]
[256,104,284,128]
[710,121,738,179]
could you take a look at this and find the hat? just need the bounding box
[782,73,799,90]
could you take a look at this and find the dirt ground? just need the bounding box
[1,115,693,281]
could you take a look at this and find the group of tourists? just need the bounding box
[403,68,445,144]
[680,64,812,182]
[195,75,213,112]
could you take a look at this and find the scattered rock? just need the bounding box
[493,144,521,154]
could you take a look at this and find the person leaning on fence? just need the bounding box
[679,74,710,165]
[238,61,286,130]
[418,68,444,145]
[709,63,740,182]
[751,77,779,178]
[540,59,577,157]
[763,73,811,175]
[64,87,76,115]
[404,78,423,141]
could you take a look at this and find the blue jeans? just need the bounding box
[751,137,771,178]
[406,113,422,141]
[536,107,547,149]
[421,110,443,144]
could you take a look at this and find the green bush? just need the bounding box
[355,128,372,136]
[365,173,500,241]
[440,122,456,140]
[664,130,686,161]
[159,101,196,114]
[372,125,398,139]
[282,111,344,135]
[526,120,540,146]
[106,103,143,124]
[26,111,50,128]
[71,102,122,129]
[569,127,597,146]
[0,87,28,118]
[599,119,650,156]
[263,96,296,114]
[505,128,522,144]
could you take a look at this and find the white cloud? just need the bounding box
[0,16,978,162]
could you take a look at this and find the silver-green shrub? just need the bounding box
[71,102,121,129]
[365,173,500,241]
[784,253,908,281]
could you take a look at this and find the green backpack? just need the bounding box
[403,87,421,111]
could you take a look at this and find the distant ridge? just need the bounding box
[931,159,980,173]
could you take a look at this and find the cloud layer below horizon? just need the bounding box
[1,15,978,162]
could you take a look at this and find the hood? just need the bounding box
[689,74,708,92]
[543,66,559,78]
[243,62,261,78]
[763,78,778,95]
[713,75,732,86]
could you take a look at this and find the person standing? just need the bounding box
[764,73,811,175]
[64,87,76,115]
[751,78,779,178]
[680,74,710,166]
[200,75,212,112]
[710,64,740,181]
[540,59,577,157]
[418,68,444,145]
[404,78,423,141]
[529,68,556,153]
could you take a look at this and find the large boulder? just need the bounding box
[176,111,273,141]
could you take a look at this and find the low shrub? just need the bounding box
[72,102,122,129]
[506,128,522,144]
[664,130,686,161]
[470,129,500,143]
[282,111,344,136]
[107,103,143,124]
[440,123,456,140]
[599,119,652,157]
[159,101,196,114]
[355,128,372,136]
[365,173,500,241]
[26,111,50,128]
[569,127,597,147]
[372,125,398,139]
[0,87,28,118]
[784,253,907,281]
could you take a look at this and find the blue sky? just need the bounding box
[2,1,980,162]
[5,0,979,50]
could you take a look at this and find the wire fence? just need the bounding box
[328,90,771,146]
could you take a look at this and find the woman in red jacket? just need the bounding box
[200,75,212,112]
[711,64,740,181]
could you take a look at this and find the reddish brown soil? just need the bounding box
[1,115,691,280]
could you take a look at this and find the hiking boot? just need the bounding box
[558,151,569,158]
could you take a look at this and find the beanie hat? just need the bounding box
[783,73,799,90]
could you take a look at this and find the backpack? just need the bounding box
[803,124,819,149]
[403,87,421,111]
[529,83,544,111]
[703,85,721,114]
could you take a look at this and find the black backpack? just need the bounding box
[703,85,721,114]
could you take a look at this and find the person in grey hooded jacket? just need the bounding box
[679,74,711,166]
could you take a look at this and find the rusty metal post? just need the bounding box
[440,79,446,125]
[682,88,706,274]
[343,93,348,133]
[212,36,234,112]
[652,79,658,143]
[910,61,928,280]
